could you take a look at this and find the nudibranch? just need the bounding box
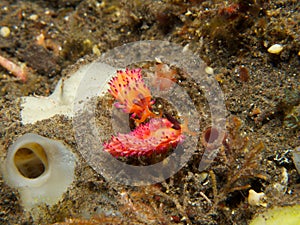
[108,68,156,123]
[103,118,185,158]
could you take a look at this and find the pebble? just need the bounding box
[205,66,214,75]
[29,14,38,21]
[92,45,101,56]
[267,44,283,54]
[0,26,10,37]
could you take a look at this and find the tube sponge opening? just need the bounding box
[1,133,77,211]
[14,144,48,179]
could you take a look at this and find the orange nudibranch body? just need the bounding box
[108,68,156,123]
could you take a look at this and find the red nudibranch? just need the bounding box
[104,68,185,158]
[103,118,184,158]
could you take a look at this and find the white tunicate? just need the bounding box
[1,133,77,211]
[21,63,117,124]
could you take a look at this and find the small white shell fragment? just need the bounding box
[182,43,190,53]
[267,44,283,54]
[29,14,38,21]
[205,66,214,75]
[248,189,266,206]
[0,26,10,37]
[185,10,192,16]
[155,57,162,63]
